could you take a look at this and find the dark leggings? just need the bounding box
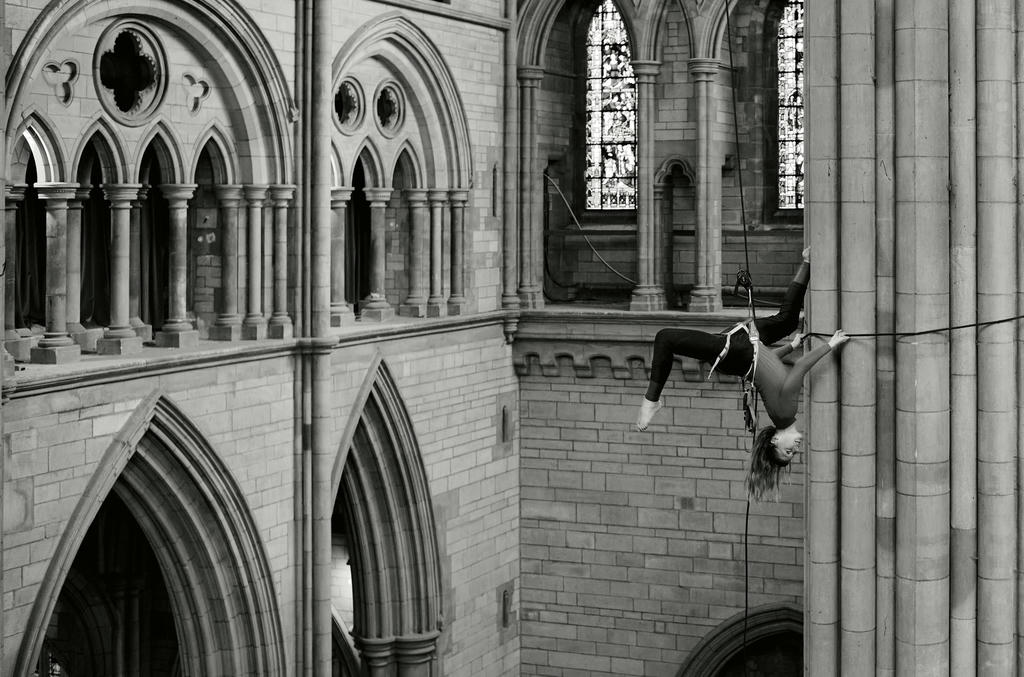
[644,280,807,401]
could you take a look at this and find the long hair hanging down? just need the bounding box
[746,425,792,502]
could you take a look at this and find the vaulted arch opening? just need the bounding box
[331,359,444,675]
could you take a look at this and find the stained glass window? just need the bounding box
[585,1,636,210]
[777,0,804,210]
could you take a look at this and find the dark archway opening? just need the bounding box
[140,147,171,332]
[348,161,371,313]
[714,630,802,677]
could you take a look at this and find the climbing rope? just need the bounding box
[543,173,639,286]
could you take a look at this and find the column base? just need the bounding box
[268,320,293,339]
[426,302,447,318]
[360,306,395,322]
[96,336,144,356]
[399,302,427,318]
[3,349,15,378]
[447,298,468,316]
[518,288,545,309]
[629,287,667,311]
[687,287,722,312]
[209,324,242,341]
[155,330,200,349]
[242,322,268,340]
[131,319,153,342]
[5,336,35,362]
[31,343,82,364]
[330,307,356,327]
[72,327,106,352]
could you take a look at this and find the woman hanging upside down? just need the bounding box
[634,248,850,500]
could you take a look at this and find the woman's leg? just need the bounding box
[645,328,726,401]
[754,260,809,345]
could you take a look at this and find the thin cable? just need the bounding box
[543,173,639,285]
[726,3,752,278]
[807,312,1024,339]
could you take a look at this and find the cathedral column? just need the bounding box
[517,66,544,308]
[31,183,82,363]
[96,184,144,356]
[4,185,30,361]
[687,58,723,311]
[426,189,447,318]
[653,182,674,306]
[361,188,394,321]
[447,189,469,315]
[129,187,152,341]
[629,60,665,311]
[399,188,429,317]
[330,187,355,325]
[269,184,295,338]
[243,185,268,340]
[210,184,244,340]
[155,184,198,348]
[65,188,86,337]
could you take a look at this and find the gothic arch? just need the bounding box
[14,391,288,677]
[136,122,186,184]
[70,118,129,184]
[518,0,641,67]
[675,603,802,677]
[392,143,424,189]
[655,156,696,185]
[4,0,294,184]
[330,355,444,660]
[353,141,386,188]
[9,112,67,183]
[190,125,237,185]
[334,13,472,188]
[642,0,701,62]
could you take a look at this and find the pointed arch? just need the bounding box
[675,602,802,676]
[70,118,128,184]
[655,156,696,185]
[4,0,294,183]
[135,122,186,184]
[14,391,288,677]
[334,13,472,188]
[9,111,67,183]
[353,140,386,188]
[643,0,700,61]
[518,0,641,67]
[190,125,236,185]
[331,355,444,651]
[391,143,423,189]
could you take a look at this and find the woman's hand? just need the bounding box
[802,246,810,263]
[790,333,806,350]
[828,329,850,349]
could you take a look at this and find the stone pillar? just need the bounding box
[65,188,86,337]
[155,184,198,348]
[330,187,355,326]
[399,188,429,318]
[129,186,152,341]
[31,183,82,363]
[629,60,665,311]
[517,66,545,308]
[262,195,273,321]
[361,188,394,322]
[447,189,469,315]
[838,2,878,672]
[687,58,723,311]
[976,1,1016,672]
[653,183,674,305]
[96,184,144,356]
[268,184,295,338]
[242,185,268,340]
[426,190,447,318]
[4,185,31,361]
[210,184,244,340]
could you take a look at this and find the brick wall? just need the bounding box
[517,351,804,677]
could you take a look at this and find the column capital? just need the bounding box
[159,183,197,204]
[447,189,470,205]
[518,65,545,84]
[5,184,27,203]
[134,185,150,204]
[364,187,393,204]
[102,183,144,205]
[631,60,662,78]
[404,188,429,205]
[214,183,245,204]
[269,184,296,203]
[688,58,723,79]
[427,189,448,204]
[74,187,92,202]
[37,182,82,203]
[243,184,270,203]
[331,186,354,205]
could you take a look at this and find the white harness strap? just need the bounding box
[707,321,760,381]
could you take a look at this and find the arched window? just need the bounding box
[584,0,636,211]
[776,0,804,211]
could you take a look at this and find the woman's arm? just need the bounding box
[781,330,849,393]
